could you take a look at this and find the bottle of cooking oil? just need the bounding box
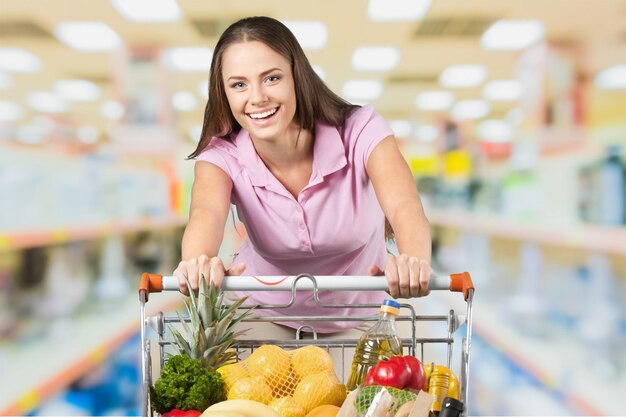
[346,299,402,390]
[428,366,450,415]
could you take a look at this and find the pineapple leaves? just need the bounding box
[167,274,256,371]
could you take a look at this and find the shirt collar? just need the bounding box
[235,121,347,188]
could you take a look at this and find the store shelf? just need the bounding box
[473,302,626,416]
[0,215,187,252]
[427,209,626,255]
[0,291,183,415]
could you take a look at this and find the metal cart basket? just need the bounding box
[138,272,475,417]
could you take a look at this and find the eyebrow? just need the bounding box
[226,67,284,82]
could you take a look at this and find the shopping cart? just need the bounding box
[138,272,475,417]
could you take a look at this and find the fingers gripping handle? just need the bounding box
[144,272,475,301]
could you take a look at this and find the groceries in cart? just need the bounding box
[139,273,474,417]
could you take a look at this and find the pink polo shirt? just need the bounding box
[197,105,393,332]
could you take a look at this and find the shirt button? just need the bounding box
[296,206,302,213]
[299,224,306,231]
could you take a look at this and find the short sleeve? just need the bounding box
[345,105,394,168]
[196,138,241,180]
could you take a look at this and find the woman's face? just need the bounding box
[221,40,298,142]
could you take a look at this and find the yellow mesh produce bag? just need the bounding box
[217,345,347,417]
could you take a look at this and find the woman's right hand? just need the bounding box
[173,254,246,295]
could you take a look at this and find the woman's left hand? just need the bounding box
[368,254,432,299]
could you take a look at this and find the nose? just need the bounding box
[250,83,268,106]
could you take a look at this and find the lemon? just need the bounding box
[292,373,347,413]
[290,346,335,378]
[218,362,249,389]
[268,396,306,417]
[246,345,292,390]
[227,375,273,404]
[305,405,340,417]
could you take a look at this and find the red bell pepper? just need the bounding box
[162,409,202,417]
[401,355,427,393]
[363,355,426,392]
[364,356,411,389]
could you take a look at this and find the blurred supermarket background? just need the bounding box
[1,0,625,415]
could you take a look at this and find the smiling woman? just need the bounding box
[174,16,433,333]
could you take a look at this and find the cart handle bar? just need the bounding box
[139,272,474,302]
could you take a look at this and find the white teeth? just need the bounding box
[249,108,277,119]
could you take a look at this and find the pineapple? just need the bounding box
[169,276,254,370]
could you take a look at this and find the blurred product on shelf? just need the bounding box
[504,243,549,339]
[578,144,625,225]
[576,253,622,378]
[0,146,176,233]
[29,334,143,416]
[94,235,130,301]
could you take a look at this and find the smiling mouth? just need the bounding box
[247,107,279,120]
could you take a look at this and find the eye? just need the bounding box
[265,75,281,83]
[231,81,246,89]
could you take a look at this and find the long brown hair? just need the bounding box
[188,16,359,159]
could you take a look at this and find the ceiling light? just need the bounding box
[312,65,326,80]
[54,79,101,101]
[198,80,209,99]
[389,120,413,138]
[482,80,522,101]
[54,22,122,52]
[164,47,212,72]
[172,91,198,111]
[595,64,626,89]
[101,100,125,120]
[0,101,23,121]
[27,92,69,113]
[440,65,487,88]
[110,0,182,22]
[451,100,490,120]
[415,91,454,111]
[342,80,383,101]
[352,46,401,71]
[282,21,328,50]
[77,125,100,143]
[476,120,513,142]
[189,125,203,142]
[481,20,545,51]
[416,125,439,142]
[0,48,42,73]
[367,0,431,21]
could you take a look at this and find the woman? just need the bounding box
[174,16,432,332]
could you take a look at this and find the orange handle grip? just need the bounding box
[449,272,475,300]
[138,272,164,302]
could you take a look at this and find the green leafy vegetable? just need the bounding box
[151,354,226,413]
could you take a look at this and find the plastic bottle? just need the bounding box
[428,366,450,414]
[599,144,625,225]
[346,299,402,390]
[439,397,464,417]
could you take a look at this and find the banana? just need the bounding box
[201,400,282,417]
